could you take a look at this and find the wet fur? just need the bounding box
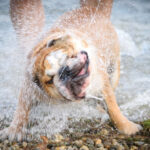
[0,0,142,141]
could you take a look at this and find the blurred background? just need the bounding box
[0,0,150,138]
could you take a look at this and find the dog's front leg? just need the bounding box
[0,86,32,141]
[101,72,142,135]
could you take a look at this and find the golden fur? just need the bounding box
[0,0,142,141]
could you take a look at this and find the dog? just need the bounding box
[0,0,142,141]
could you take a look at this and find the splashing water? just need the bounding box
[0,0,150,137]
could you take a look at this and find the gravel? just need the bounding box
[0,120,150,150]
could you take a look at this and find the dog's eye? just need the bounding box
[45,76,54,85]
[47,39,56,47]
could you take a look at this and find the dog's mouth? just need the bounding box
[57,51,90,100]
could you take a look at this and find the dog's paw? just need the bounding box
[0,126,26,141]
[118,120,142,135]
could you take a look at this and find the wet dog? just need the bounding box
[0,0,142,141]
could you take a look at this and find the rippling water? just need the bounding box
[0,0,150,137]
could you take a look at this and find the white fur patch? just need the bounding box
[45,50,67,76]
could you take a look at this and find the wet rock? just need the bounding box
[134,141,144,146]
[103,141,111,149]
[111,139,124,150]
[122,141,129,150]
[95,139,102,145]
[80,145,89,150]
[55,146,66,150]
[109,146,118,150]
[74,140,83,147]
[112,139,118,145]
[130,146,138,150]
[95,139,103,148]
[82,137,87,142]
[54,134,64,142]
[100,129,109,136]
[67,146,78,150]
[97,147,107,150]
[86,138,94,145]
[22,142,27,148]
[141,144,150,150]
[4,140,9,146]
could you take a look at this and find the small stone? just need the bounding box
[111,139,124,150]
[109,145,125,150]
[95,139,102,146]
[97,147,107,150]
[116,144,125,150]
[112,139,118,145]
[4,140,9,145]
[54,134,64,142]
[130,146,138,150]
[134,141,144,146]
[82,137,87,142]
[86,138,94,145]
[67,146,78,150]
[80,145,89,150]
[100,129,109,136]
[13,143,20,149]
[141,144,150,150]
[74,140,83,147]
[103,141,111,149]
[67,146,74,150]
[55,146,66,150]
[109,146,117,150]
[23,142,27,148]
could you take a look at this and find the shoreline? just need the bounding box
[0,120,149,150]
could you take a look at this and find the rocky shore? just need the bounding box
[0,119,150,150]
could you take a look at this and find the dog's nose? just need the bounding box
[59,51,89,82]
[79,51,88,63]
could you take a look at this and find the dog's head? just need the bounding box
[31,35,90,101]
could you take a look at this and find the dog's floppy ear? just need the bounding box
[30,35,71,58]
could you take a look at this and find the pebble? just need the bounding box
[86,138,94,145]
[67,146,78,150]
[111,139,124,150]
[103,141,111,148]
[134,141,144,146]
[130,146,138,150]
[112,139,118,145]
[82,137,87,142]
[54,134,64,142]
[100,129,109,136]
[95,139,102,145]
[4,140,9,146]
[55,146,66,150]
[141,144,150,150]
[22,142,27,148]
[97,147,107,150]
[74,140,83,147]
[80,145,89,150]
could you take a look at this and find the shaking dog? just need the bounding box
[0,0,142,141]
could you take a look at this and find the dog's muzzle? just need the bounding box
[58,51,89,99]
